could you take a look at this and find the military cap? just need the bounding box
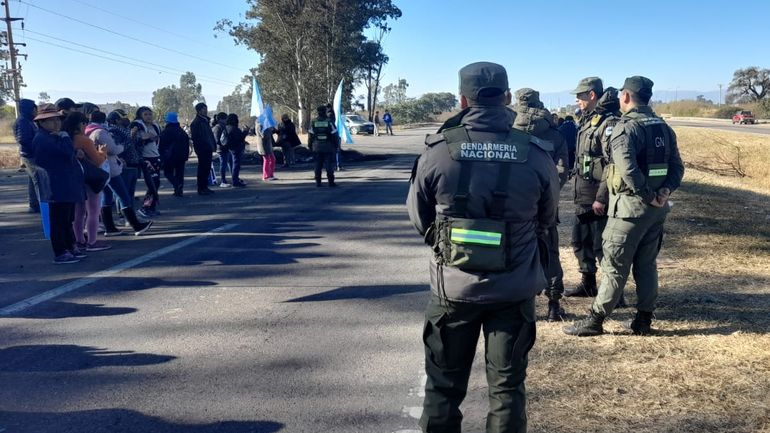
[571,77,603,95]
[515,87,544,108]
[620,76,654,97]
[459,62,509,99]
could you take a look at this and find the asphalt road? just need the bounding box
[667,118,770,135]
[0,131,434,433]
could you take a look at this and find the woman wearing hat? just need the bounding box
[32,104,86,264]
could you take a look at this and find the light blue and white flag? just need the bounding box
[332,79,353,144]
[250,75,264,118]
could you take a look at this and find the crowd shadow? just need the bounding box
[0,409,283,433]
[0,344,175,372]
[285,284,428,303]
[6,301,137,320]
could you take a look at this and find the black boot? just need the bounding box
[563,310,605,336]
[123,207,153,236]
[564,272,597,297]
[615,292,629,309]
[547,299,566,322]
[625,310,653,335]
[101,206,124,237]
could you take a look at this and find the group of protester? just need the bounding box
[14,98,306,264]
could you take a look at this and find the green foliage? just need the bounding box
[38,92,51,104]
[755,99,770,119]
[711,105,745,119]
[151,72,205,125]
[217,0,401,130]
[0,105,15,119]
[387,92,458,124]
[653,100,716,117]
[382,79,408,106]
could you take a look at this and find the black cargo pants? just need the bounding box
[420,295,536,433]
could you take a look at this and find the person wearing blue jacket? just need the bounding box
[159,112,191,197]
[32,104,87,264]
[15,99,39,213]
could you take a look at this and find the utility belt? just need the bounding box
[580,153,605,182]
[607,162,669,195]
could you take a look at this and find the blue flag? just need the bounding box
[250,75,264,118]
[333,79,353,144]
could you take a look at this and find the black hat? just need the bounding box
[571,77,603,95]
[620,76,654,97]
[459,62,509,100]
[55,97,82,111]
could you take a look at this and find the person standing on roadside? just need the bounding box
[212,112,231,188]
[33,104,86,264]
[383,110,393,135]
[221,113,248,187]
[407,62,559,433]
[373,110,381,136]
[277,114,300,168]
[564,76,685,337]
[308,106,338,187]
[562,78,621,302]
[130,107,162,217]
[159,112,190,197]
[190,103,216,195]
[512,87,569,322]
[15,99,40,213]
[101,110,153,236]
[558,115,578,170]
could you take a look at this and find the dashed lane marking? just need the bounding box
[0,223,239,316]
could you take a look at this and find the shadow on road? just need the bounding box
[0,344,176,372]
[5,301,137,319]
[0,409,283,433]
[285,284,428,302]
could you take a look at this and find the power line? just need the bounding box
[21,35,238,89]
[18,0,243,72]
[17,28,238,87]
[65,0,221,51]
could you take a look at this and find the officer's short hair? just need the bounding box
[626,89,652,105]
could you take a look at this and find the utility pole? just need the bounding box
[2,0,25,115]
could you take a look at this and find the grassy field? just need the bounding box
[525,126,770,433]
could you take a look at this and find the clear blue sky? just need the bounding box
[14,0,770,107]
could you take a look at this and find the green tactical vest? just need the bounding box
[609,111,673,195]
[434,126,534,273]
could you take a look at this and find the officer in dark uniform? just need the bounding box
[308,105,339,187]
[407,62,560,433]
[564,76,684,337]
[511,88,569,322]
[563,77,621,300]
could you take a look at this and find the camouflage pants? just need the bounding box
[420,296,536,433]
[592,208,668,317]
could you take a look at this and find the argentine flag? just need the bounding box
[251,76,276,132]
[333,80,353,144]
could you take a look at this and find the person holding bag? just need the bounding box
[130,107,162,217]
[65,112,111,252]
[33,104,86,264]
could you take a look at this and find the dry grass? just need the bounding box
[476,126,770,433]
[0,147,19,169]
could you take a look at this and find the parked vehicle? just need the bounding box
[344,114,375,135]
[732,110,755,125]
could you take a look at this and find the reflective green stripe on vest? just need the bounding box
[450,228,502,246]
[648,168,668,177]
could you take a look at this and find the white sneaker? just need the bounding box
[219,182,232,188]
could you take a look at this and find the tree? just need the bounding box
[216,0,401,131]
[421,92,457,114]
[382,78,408,106]
[151,72,205,125]
[727,67,770,103]
[38,91,51,104]
[217,75,253,123]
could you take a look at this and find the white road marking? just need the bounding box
[0,223,239,317]
[401,406,423,419]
